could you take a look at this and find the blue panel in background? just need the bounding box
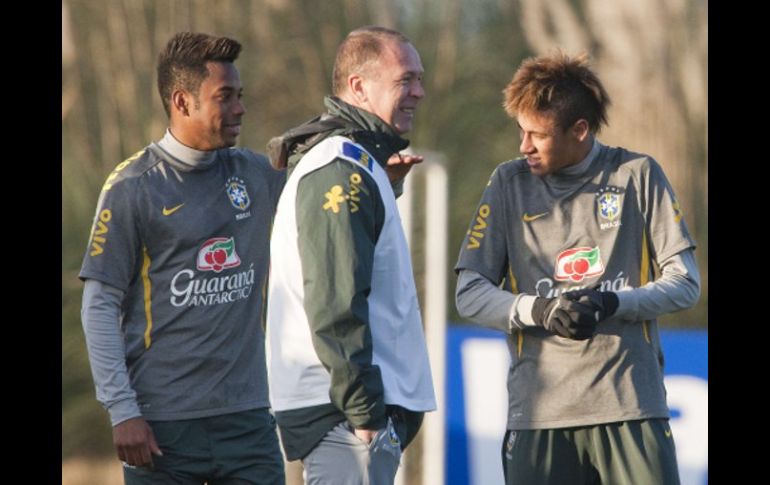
[444,325,708,485]
[659,330,708,378]
[446,327,501,485]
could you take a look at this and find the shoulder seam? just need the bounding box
[300,156,376,182]
[496,159,530,180]
[324,136,374,172]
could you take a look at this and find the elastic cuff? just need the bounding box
[107,398,143,427]
[510,294,538,329]
[391,178,405,198]
[615,290,639,321]
[349,414,387,431]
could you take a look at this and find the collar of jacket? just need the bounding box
[267,96,409,172]
[325,96,410,167]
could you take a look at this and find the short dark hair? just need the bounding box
[157,32,242,117]
[332,26,411,96]
[502,51,611,133]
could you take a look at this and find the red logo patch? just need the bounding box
[554,246,604,282]
[196,237,241,273]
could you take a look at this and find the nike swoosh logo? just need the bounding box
[522,212,548,222]
[162,204,184,216]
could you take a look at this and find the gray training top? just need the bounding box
[455,140,698,430]
[80,131,284,423]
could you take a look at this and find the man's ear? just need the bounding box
[171,89,191,117]
[348,74,368,104]
[571,119,590,142]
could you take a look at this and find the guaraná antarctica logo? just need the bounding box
[196,237,241,273]
[554,246,605,282]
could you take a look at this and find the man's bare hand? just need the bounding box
[385,153,424,183]
[113,417,163,467]
[354,427,379,445]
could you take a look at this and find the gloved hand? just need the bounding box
[531,295,599,340]
[563,287,619,323]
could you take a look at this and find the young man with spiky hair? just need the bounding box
[455,51,700,484]
[79,32,284,484]
[266,26,435,484]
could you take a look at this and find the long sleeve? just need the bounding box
[455,269,517,333]
[80,279,142,426]
[295,159,387,430]
[615,248,700,321]
[613,156,700,321]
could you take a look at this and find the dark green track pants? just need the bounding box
[123,408,284,485]
[502,419,680,485]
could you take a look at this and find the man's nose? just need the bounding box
[520,134,532,154]
[411,80,425,99]
[234,98,246,116]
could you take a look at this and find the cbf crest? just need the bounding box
[226,177,251,211]
[596,186,623,230]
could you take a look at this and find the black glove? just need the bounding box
[563,288,619,323]
[531,295,599,340]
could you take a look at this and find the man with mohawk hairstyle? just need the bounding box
[455,51,700,485]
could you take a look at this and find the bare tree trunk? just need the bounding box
[106,0,142,154]
[88,16,122,173]
[121,0,158,144]
[62,1,79,121]
[431,0,461,92]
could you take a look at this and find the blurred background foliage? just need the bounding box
[62,0,707,470]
